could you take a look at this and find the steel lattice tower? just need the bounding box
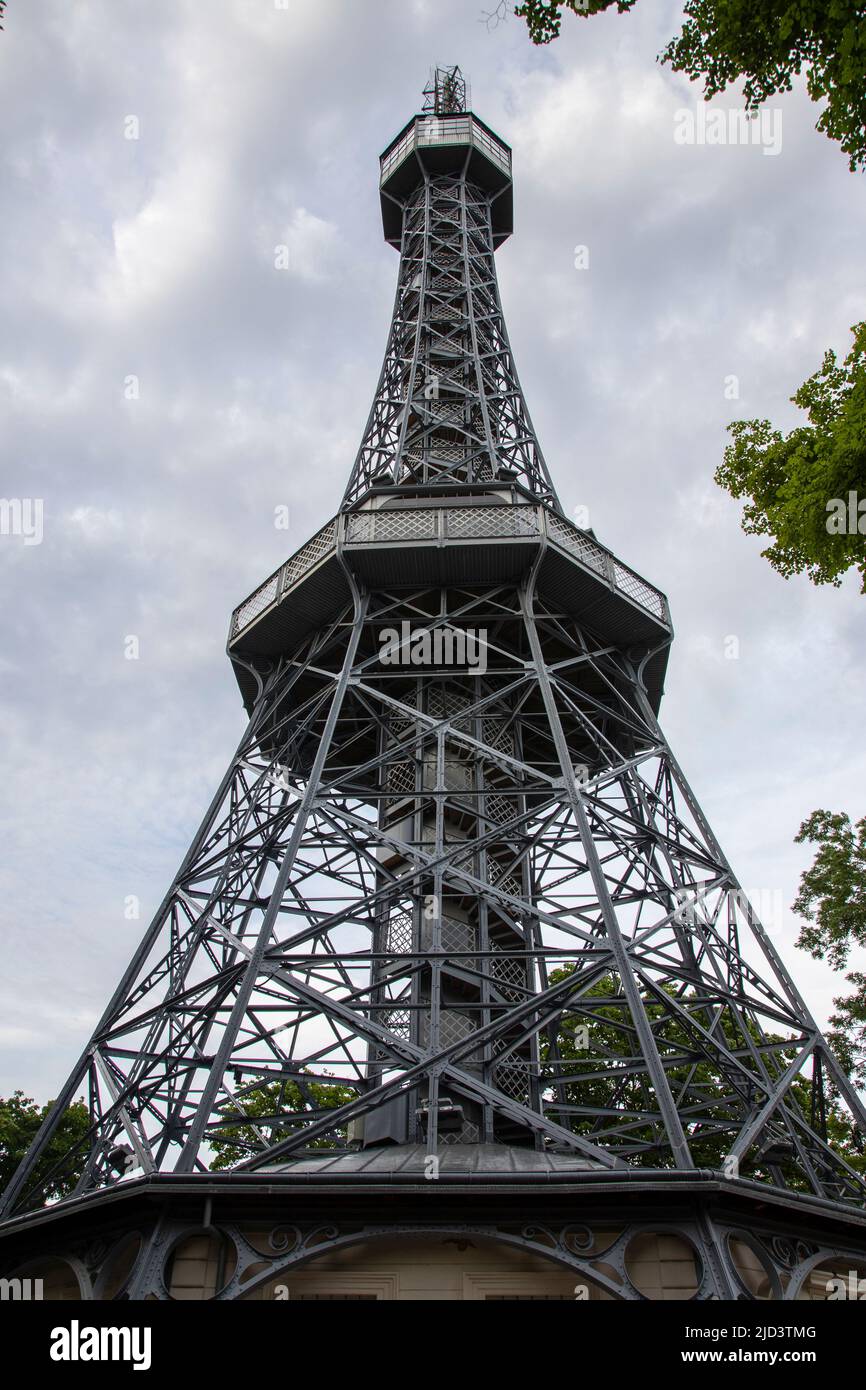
[3,68,866,1302]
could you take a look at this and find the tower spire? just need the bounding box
[343,65,559,510]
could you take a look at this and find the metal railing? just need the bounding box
[380,115,512,187]
[230,504,668,640]
[229,519,336,639]
[344,505,539,545]
[545,512,667,622]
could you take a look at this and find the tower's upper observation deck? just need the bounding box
[379,111,514,248]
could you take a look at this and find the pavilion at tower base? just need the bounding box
[3,1160,866,1300]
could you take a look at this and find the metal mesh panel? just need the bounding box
[546,513,608,577]
[344,512,374,543]
[488,858,521,898]
[486,792,518,826]
[492,946,526,1002]
[419,1011,474,1055]
[613,561,666,620]
[346,510,438,543]
[428,367,464,393]
[233,573,280,635]
[427,686,468,720]
[439,1010,476,1053]
[494,1062,530,1104]
[428,758,474,792]
[442,506,539,539]
[281,520,337,592]
[386,912,413,955]
[440,917,476,970]
[439,1119,480,1145]
[511,506,543,536]
[430,273,464,294]
[428,302,463,323]
[482,719,514,754]
[427,687,445,720]
[374,509,437,541]
[390,711,417,742]
[444,506,507,538]
[384,1009,411,1040]
[429,335,463,355]
[430,401,464,426]
[428,439,466,463]
[386,761,416,795]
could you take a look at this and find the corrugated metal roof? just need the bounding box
[266,1142,604,1177]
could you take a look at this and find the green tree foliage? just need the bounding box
[794,810,866,969]
[0,1091,90,1201]
[715,322,866,591]
[540,967,865,1180]
[208,1076,357,1170]
[514,1,866,170]
[794,810,866,1087]
[826,979,866,1089]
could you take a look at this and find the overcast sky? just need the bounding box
[1,0,864,1102]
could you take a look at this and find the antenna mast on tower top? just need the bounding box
[422,64,468,114]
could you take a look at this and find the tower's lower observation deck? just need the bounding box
[228,490,672,712]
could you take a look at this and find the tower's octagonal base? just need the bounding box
[3,1159,865,1301]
